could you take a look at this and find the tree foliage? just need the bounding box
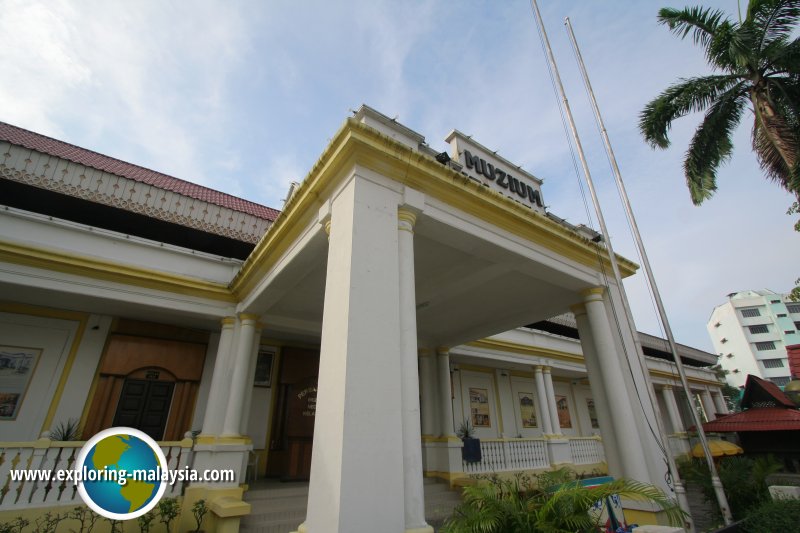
[640,0,800,205]
[441,469,685,533]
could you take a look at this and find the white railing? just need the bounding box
[0,437,194,510]
[568,437,605,465]
[463,438,549,474]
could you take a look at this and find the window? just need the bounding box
[785,331,796,335]
[787,303,800,314]
[795,321,800,330]
[748,324,769,334]
[755,341,776,350]
[771,299,781,304]
[778,313,788,317]
[762,358,784,368]
[740,307,761,318]
[770,376,790,387]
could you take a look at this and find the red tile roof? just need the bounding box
[703,407,800,432]
[0,121,280,222]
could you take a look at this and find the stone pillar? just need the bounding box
[397,208,431,533]
[303,177,406,533]
[582,287,650,482]
[419,349,437,438]
[571,303,622,476]
[661,386,685,434]
[221,314,259,437]
[437,347,456,438]
[712,390,729,415]
[543,367,562,435]
[240,322,263,435]
[701,389,717,422]
[201,317,237,436]
[534,365,553,435]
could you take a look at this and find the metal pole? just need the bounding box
[564,16,733,526]
[530,0,655,480]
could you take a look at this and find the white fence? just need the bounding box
[463,438,549,474]
[462,437,606,474]
[0,438,193,510]
[568,437,605,465]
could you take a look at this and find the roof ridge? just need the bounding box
[0,120,280,222]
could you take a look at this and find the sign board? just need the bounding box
[446,130,545,212]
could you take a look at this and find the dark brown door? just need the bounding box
[113,379,175,440]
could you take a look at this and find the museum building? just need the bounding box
[0,106,728,532]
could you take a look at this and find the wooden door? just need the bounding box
[112,379,175,440]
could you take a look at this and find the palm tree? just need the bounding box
[640,0,800,204]
[441,470,686,533]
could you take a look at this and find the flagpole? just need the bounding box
[564,16,732,526]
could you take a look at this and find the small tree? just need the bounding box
[137,511,155,533]
[68,506,99,533]
[192,499,209,532]
[158,497,180,533]
[0,517,29,533]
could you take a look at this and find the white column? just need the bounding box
[534,365,553,435]
[200,317,236,436]
[304,177,405,533]
[701,389,717,422]
[240,322,264,435]
[712,390,729,415]
[543,367,562,435]
[397,208,431,533]
[661,385,685,434]
[582,287,650,482]
[221,314,259,437]
[437,347,456,438]
[571,303,622,476]
[419,349,438,437]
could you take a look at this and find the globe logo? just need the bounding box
[76,428,168,520]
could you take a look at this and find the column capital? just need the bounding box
[436,346,450,356]
[580,286,605,301]
[323,219,332,236]
[221,317,236,328]
[398,208,417,233]
[569,303,587,316]
[418,348,433,357]
[238,313,260,323]
[534,365,544,373]
[542,366,552,374]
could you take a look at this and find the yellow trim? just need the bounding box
[455,364,495,374]
[0,302,90,433]
[492,371,504,435]
[0,240,235,302]
[421,435,462,443]
[649,369,724,387]
[509,370,535,378]
[230,120,638,301]
[580,287,604,298]
[466,338,584,364]
[195,435,252,445]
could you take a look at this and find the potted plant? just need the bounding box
[457,419,481,463]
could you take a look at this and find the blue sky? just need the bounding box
[2,0,798,353]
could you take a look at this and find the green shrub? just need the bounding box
[740,497,800,533]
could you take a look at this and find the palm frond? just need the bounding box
[747,0,800,53]
[753,116,800,196]
[640,75,743,148]
[683,84,749,204]
[658,6,729,49]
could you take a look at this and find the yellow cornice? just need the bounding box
[0,241,235,302]
[466,338,584,364]
[230,119,638,301]
[649,369,724,387]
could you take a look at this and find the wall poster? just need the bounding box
[518,392,537,428]
[586,398,599,428]
[469,387,491,427]
[253,347,276,387]
[555,394,572,429]
[0,345,41,420]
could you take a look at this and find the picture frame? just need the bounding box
[0,345,41,420]
[253,347,276,387]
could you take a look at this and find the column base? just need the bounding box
[406,527,435,533]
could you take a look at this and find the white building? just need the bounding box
[708,290,800,388]
[0,106,727,532]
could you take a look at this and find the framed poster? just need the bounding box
[518,392,537,428]
[469,387,491,427]
[253,347,276,387]
[586,398,599,428]
[555,394,572,429]
[0,345,41,420]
